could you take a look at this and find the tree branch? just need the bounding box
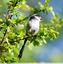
[0,10,12,45]
[0,30,7,45]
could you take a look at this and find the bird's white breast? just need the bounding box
[29,19,40,30]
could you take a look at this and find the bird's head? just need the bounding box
[29,14,42,21]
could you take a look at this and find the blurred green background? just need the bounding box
[0,0,63,62]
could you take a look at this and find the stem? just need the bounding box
[0,29,7,45]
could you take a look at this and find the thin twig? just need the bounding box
[0,30,7,45]
[0,10,12,45]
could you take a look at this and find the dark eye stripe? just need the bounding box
[29,16,35,20]
[29,14,40,20]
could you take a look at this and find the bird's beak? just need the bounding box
[40,17,42,20]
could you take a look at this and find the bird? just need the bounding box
[18,14,42,59]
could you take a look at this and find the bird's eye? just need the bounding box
[29,16,35,20]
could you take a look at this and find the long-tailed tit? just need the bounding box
[18,14,42,59]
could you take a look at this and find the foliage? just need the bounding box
[0,0,63,62]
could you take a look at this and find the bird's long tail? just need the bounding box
[18,37,28,59]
